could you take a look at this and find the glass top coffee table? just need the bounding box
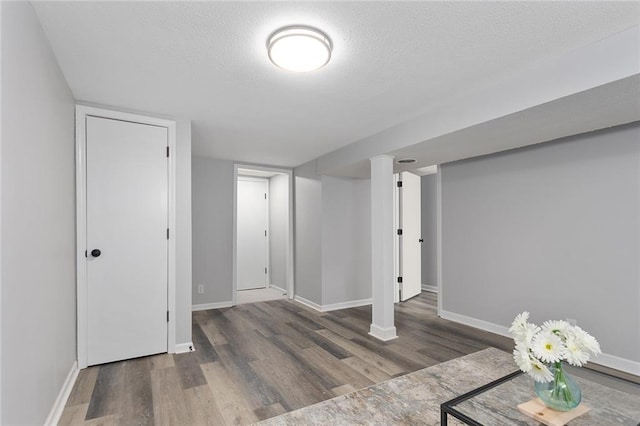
[441,369,640,425]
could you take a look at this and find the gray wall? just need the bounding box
[421,174,438,287]
[321,176,371,305]
[294,160,323,303]
[269,174,288,290]
[191,157,234,305]
[175,119,193,345]
[1,2,76,423]
[441,123,640,363]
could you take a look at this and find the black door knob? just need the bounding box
[91,249,101,257]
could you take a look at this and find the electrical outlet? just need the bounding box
[197,285,204,294]
[567,318,577,326]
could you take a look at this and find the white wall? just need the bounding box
[294,160,323,303]
[269,174,288,290]
[421,174,438,287]
[441,123,640,370]
[1,2,76,423]
[191,156,234,304]
[321,176,371,305]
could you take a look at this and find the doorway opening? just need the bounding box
[233,165,294,305]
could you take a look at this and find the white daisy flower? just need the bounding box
[513,346,533,373]
[563,334,590,366]
[514,323,540,348]
[509,311,530,334]
[541,320,571,337]
[532,330,564,363]
[572,326,601,355]
[529,359,553,383]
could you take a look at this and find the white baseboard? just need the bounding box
[175,342,195,354]
[594,352,640,376]
[421,284,438,293]
[192,301,233,311]
[294,296,372,312]
[269,284,287,293]
[440,309,640,376]
[44,361,79,426]
[294,296,322,311]
[369,324,398,341]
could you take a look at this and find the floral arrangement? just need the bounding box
[509,312,601,383]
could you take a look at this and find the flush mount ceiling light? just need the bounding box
[397,158,417,164]
[267,26,332,72]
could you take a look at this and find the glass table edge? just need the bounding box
[440,370,524,426]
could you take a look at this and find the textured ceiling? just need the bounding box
[32,1,640,168]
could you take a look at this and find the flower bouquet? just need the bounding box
[509,312,601,411]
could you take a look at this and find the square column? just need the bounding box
[369,155,397,341]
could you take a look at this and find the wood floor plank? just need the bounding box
[253,403,287,421]
[85,362,124,419]
[150,366,191,426]
[58,403,89,426]
[66,367,99,406]
[183,385,226,426]
[298,346,374,390]
[331,384,358,396]
[340,356,393,383]
[192,322,220,364]
[148,353,176,370]
[201,361,259,425]
[197,313,229,346]
[173,352,207,389]
[315,329,407,376]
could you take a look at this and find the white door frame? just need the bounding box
[232,164,294,305]
[75,105,177,369]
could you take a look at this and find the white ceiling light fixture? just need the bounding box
[267,26,332,72]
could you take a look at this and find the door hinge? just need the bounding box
[167,311,169,322]
[167,228,170,239]
[397,276,403,283]
[265,267,267,274]
[397,181,403,187]
[265,230,267,237]
[397,228,403,235]
[265,193,267,199]
[84,250,87,258]
[166,146,170,157]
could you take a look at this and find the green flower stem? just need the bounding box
[551,362,574,403]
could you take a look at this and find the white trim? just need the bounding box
[440,309,640,376]
[175,342,195,354]
[436,166,443,317]
[368,324,398,341]
[192,301,233,311]
[421,285,438,293]
[440,310,511,338]
[294,296,323,312]
[233,164,295,306]
[269,284,287,294]
[294,296,372,313]
[595,353,640,376]
[44,362,79,426]
[322,298,372,312]
[75,105,177,367]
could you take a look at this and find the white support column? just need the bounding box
[369,155,398,341]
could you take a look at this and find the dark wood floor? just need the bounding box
[60,292,513,425]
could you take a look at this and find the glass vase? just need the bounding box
[534,362,581,411]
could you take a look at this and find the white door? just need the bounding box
[395,172,422,302]
[237,178,269,290]
[86,116,168,366]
